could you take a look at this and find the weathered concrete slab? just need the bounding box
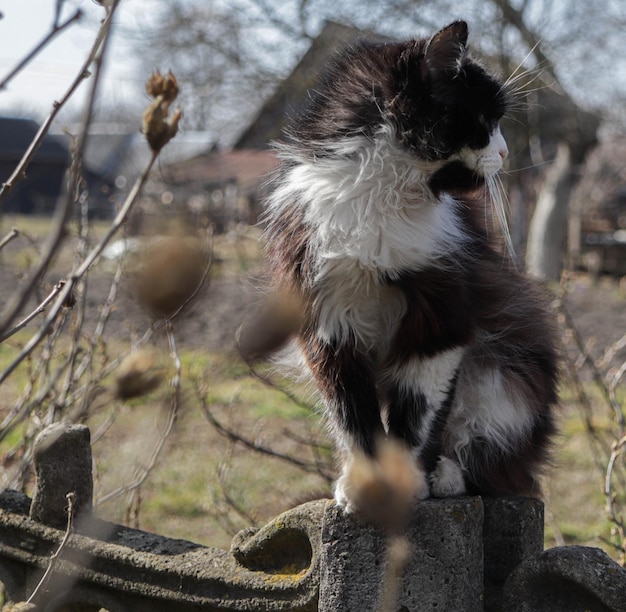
[1,422,621,611]
[0,491,325,611]
[483,496,544,611]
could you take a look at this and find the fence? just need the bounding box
[0,423,625,611]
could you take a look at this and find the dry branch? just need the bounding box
[197,387,334,483]
[0,8,83,92]
[0,228,19,251]
[26,492,75,604]
[0,0,121,336]
[95,323,182,508]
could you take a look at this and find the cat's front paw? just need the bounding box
[333,472,358,514]
[333,444,430,520]
[429,456,466,497]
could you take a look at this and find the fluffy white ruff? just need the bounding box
[268,127,469,348]
[269,126,470,279]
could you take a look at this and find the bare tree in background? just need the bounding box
[136,0,624,275]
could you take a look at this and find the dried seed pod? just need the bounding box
[237,288,304,361]
[134,235,208,319]
[145,70,179,102]
[341,437,427,534]
[142,70,182,152]
[114,348,164,400]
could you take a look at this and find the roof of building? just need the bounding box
[234,21,383,150]
[161,148,279,195]
[0,116,70,164]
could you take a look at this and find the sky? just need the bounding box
[1,0,624,135]
[0,0,147,121]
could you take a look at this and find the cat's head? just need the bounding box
[292,21,509,194]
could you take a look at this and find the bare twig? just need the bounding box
[559,278,626,563]
[604,433,626,565]
[0,280,67,342]
[165,229,214,324]
[0,0,121,336]
[0,147,159,391]
[70,261,125,419]
[556,295,615,420]
[608,360,626,439]
[0,227,19,250]
[95,396,178,506]
[246,360,316,414]
[217,460,259,528]
[26,492,75,604]
[95,322,182,507]
[0,150,160,457]
[0,4,112,208]
[196,387,334,482]
[0,307,70,448]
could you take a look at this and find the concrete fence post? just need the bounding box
[319,497,485,611]
[29,423,93,529]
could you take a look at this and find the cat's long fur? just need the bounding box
[259,21,558,510]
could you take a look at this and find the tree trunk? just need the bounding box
[525,142,574,279]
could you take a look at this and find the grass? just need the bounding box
[84,347,331,550]
[1,214,625,562]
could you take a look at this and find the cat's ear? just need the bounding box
[422,21,468,82]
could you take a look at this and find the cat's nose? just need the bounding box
[492,126,508,162]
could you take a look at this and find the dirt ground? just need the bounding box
[2,219,625,362]
[89,261,626,362]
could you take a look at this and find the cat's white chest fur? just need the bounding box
[286,131,468,277]
[268,130,470,348]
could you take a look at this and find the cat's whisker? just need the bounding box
[503,158,557,174]
[486,173,515,260]
[502,39,544,89]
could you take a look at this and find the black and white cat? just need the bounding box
[258,21,558,512]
